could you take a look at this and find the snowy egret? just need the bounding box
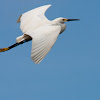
[0,5,79,64]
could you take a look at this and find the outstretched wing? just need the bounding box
[17,5,51,33]
[24,25,61,64]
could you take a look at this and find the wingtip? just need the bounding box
[44,4,52,7]
[48,4,52,6]
[17,15,22,23]
[45,4,52,9]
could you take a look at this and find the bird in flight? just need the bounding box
[0,5,79,64]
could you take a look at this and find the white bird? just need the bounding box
[0,5,79,64]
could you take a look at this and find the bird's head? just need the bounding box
[54,17,80,24]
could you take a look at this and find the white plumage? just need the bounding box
[16,5,64,64]
[30,26,61,64]
[19,5,51,33]
[16,5,79,64]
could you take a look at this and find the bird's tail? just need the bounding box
[0,47,9,52]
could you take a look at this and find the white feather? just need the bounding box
[25,25,61,64]
[16,5,69,64]
[19,5,51,33]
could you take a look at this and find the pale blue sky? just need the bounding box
[0,0,100,100]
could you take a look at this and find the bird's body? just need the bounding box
[17,17,66,43]
[0,5,79,64]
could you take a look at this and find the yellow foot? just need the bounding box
[0,48,9,52]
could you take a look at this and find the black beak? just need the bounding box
[67,19,80,21]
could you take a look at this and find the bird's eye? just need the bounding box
[62,19,65,21]
[62,19,67,21]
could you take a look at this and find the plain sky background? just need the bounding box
[0,0,100,100]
